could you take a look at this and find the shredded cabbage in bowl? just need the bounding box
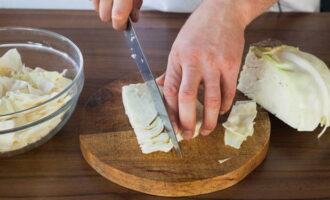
[0,49,72,152]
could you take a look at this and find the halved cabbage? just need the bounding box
[238,45,330,137]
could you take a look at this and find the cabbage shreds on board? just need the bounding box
[122,83,203,154]
[238,45,330,137]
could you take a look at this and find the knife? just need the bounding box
[124,18,183,158]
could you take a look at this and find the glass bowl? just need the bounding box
[0,27,84,157]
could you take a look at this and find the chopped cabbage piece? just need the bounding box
[224,129,246,149]
[223,101,257,137]
[0,49,23,76]
[218,157,231,164]
[223,101,257,149]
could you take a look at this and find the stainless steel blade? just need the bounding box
[124,18,183,158]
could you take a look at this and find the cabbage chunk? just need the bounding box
[223,101,257,149]
[238,45,330,137]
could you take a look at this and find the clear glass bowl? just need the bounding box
[0,27,84,157]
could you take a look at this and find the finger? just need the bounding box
[165,100,180,135]
[130,0,143,22]
[133,0,143,9]
[92,0,100,12]
[163,61,181,137]
[220,72,237,115]
[179,67,201,140]
[99,0,113,22]
[112,0,133,30]
[156,73,165,86]
[130,9,140,22]
[200,71,221,136]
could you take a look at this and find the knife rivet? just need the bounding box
[131,54,137,59]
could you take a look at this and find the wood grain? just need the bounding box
[0,9,330,200]
[79,74,270,196]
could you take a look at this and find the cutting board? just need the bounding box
[79,73,271,197]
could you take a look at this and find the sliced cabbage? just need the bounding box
[122,83,203,154]
[0,49,23,76]
[237,45,330,137]
[122,83,158,128]
[0,120,15,131]
[223,101,257,149]
[0,48,72,152]
[134,117,165,141]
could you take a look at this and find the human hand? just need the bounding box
[157,0,275,140]
[92,0,143,30]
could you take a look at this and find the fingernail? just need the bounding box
[183,131,193,140]
[201,130,211,136]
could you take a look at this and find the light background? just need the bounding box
[0,0,320,12]
[0,0,93,10]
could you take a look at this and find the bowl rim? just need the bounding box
[0,27,84,118]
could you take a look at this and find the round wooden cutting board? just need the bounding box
[79,73,271,197]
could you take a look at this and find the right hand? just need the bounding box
[92,0,143,30]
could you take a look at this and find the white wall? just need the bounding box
[0,0,320,12]
[0,0,93,10]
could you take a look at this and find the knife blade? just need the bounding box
[124,18,183,158]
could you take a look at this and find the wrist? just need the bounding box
[239,0,278,24]
[202,0,277,30]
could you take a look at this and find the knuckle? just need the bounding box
[223,57,240,72]
[179,88,196,102]
[169,49,180,61]
[183,49,201,66]
[225,57,236,66]
[100,13,111,22]
[204,96,221,109]
[163,84,179,98]
[112,9,127,21]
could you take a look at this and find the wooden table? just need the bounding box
[0,9,330,200]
